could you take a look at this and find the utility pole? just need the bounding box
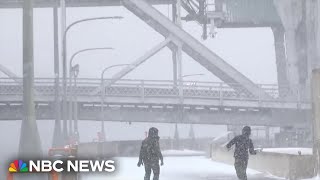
[52,7,63,148]
[19,0,42,159]
[60,0,68,142]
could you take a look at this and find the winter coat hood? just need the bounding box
[148,127,160,139]
[242,126,251,137]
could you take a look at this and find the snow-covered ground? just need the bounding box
[304,176,320,180]
[81,156,282,180]
[262,148,312,155]
[162,149,205,156]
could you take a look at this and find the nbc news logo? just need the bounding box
[8,159,115,173]
[9,160,28,173]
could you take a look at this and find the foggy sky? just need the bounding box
[0,6,277,83]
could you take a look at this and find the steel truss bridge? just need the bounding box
[0,78,310,126]
[0,0,313,128]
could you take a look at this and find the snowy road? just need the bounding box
[81,156,283,180]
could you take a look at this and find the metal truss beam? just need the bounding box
[90,37,171,95]
[122,0,270,99]
[0,64,21,83]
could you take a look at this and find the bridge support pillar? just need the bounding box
[273,0,320,100]
[271,26,289,97]
[18,0,43,179]
[19,0,42,159]
[305,0,320,99]
[273,0,307,99]
[52,7,64,148]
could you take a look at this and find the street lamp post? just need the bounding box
[175,73,204,149]
[182,73,205,88]
[69,47,114,134]
[69,47,114,140]
[182,73,205,79]
[179,73,205,120]
[61,16,122,140]
[100,64,130,140]
[68,64,79,137]
[70,64,79,133]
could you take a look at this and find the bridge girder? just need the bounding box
[0,103,311,127]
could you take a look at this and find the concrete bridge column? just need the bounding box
[52,7,63,148]
[17,0,43,179]
[19,0,42,159]
[305,0,320,99]
[271,25,289,97]
[273,0,306,99]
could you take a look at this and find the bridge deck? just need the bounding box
[0,78,310,109]
[0,78,311,126]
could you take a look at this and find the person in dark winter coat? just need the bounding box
[137,127,164,180]
[226,126,257,180]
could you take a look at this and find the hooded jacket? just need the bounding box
[226,126,257,160]
[139,127,163,163]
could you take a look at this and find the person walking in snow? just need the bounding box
[226,126,257,180]
[137,127,164,180]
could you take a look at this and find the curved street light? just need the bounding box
[61,16,123,139]
[100,64,131,141]
[182,73,205,87]
[68,47,114,137]
[69,47,114,70]
[176,73,204,149]
[182,73,205,79]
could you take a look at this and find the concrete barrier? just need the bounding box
[211,146,315,179]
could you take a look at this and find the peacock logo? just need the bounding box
[9,160,28,173]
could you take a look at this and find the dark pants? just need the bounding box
[144,162,160,180]
[234,158,248,180]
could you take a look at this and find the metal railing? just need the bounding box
[0,77,310,103]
